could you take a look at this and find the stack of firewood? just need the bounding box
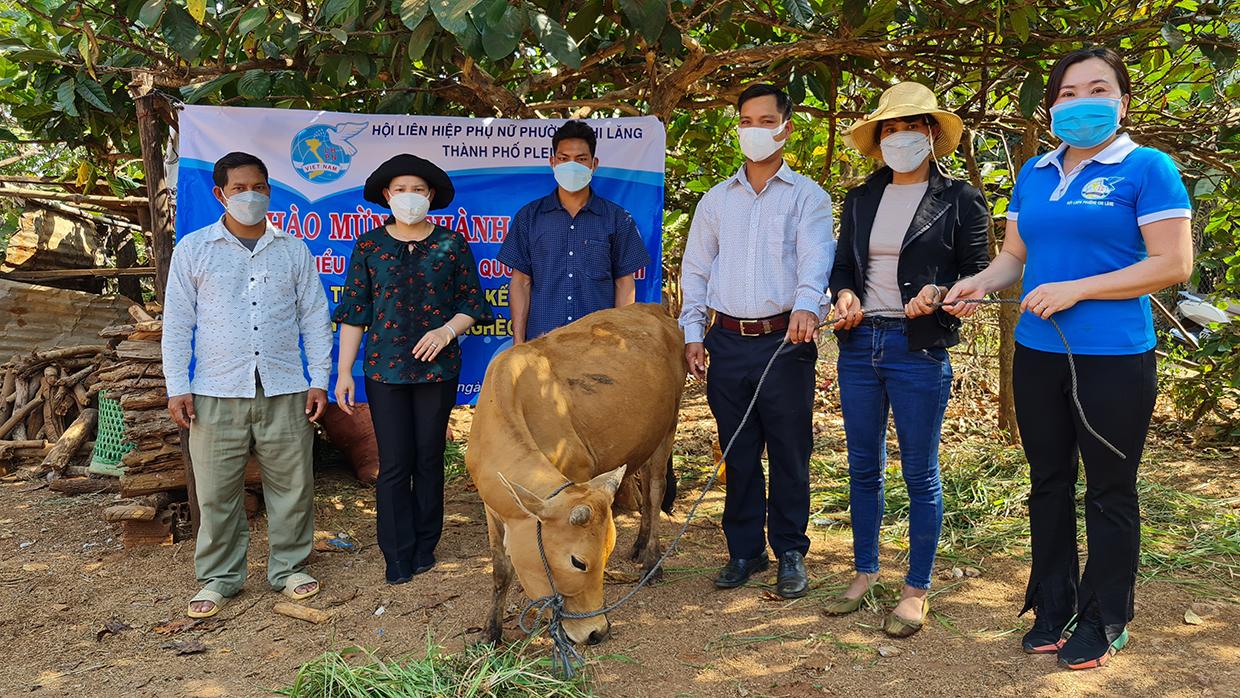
[2,303,265,547]
[88,305,188,546]
[0,343,110,487]
[92,305,187,499]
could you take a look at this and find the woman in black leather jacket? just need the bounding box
[822,82,990,639]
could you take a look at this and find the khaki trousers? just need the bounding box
[188,385,314,596]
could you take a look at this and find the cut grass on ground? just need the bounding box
[676,436,1240,593]
[279,636,591,698]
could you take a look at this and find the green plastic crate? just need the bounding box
[89,390,135,477]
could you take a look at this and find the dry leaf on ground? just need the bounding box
[160,639,207,655]
[96,619,131,642]
[152,618,202,636]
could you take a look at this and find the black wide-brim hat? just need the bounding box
[363,154,455,210]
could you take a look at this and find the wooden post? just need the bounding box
[105,222,145,303]
[180,426,200,536]
[42,407,98,474]
[132,90,175,304]
[0,364,15,426]
[995,123,1043,443]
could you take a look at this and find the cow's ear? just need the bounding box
[586,464,627,499]
[498,473,547,519]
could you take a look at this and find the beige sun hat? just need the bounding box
[842,82,964,160]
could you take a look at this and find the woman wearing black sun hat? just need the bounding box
[333,154,493,585]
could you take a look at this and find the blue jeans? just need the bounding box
[837,319,952,589]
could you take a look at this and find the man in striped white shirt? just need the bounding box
[163,152,332,619]
[679,84,835,599]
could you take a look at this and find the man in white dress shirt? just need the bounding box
[679,84,835,598]
[162,152,333,618]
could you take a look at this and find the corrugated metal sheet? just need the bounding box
[0,279,133,360]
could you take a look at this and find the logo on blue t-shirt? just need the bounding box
[290,122,367,184]
[1080,176,1124,201]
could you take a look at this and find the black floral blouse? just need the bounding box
[332,224,493,384]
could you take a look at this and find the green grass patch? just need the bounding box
[676,432,1238,594]
[445,439,467,482]
[279,637,591,698]
[1139,480,1240,585]
[803,437,1239,593]
[705,632,803,652]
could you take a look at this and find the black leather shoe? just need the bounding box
[714,556,769,589]
[385,559,413,585]
[776,551,808,598]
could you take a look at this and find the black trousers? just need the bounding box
[1013,344,1156,627]
[705,324,816,560]
[365,378,457,566]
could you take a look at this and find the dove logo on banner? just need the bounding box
[290,122,367,183]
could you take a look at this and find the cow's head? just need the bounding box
[498,465,626,645]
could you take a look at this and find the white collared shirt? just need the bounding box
[162,217,333,398]
[678,161,835,343]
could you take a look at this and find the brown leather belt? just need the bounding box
[715,312,791,337]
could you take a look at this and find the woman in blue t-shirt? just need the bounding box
[925,47,1192,670]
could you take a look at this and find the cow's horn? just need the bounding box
[586,464,628,497]
[569,505,592,526]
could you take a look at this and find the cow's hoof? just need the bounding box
[639,563,664,584]
[628,543,645,562]
[484,624,503,646]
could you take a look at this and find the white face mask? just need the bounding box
[388,192,430,225]
[737,121,787,162]
[880,131,932,173]
[553,161,594,193]
[222,190,270,226]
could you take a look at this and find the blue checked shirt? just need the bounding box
[679,162,835,343]
[498,190,652,340]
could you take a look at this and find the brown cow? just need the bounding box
[466,304,685,645]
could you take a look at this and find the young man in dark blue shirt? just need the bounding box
[499,120,651,344]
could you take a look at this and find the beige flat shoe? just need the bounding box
[883,596,929,638]
[281,572,320,601]
[824,573,877,616]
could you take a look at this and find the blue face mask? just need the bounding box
[553,161,594,193]
[1050,97,1123,149]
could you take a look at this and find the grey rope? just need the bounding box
[518,297,1123,677]
[518,480,585,677]
[928,299,1123,459]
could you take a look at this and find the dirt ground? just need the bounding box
[1,385,1238,698]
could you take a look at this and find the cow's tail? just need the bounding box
[661,455,677,515]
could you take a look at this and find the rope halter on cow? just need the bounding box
[517,480,583,678]
[519,298,1125,678]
